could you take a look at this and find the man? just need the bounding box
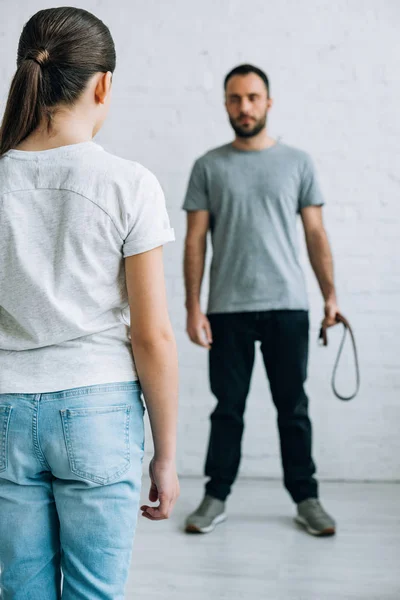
[182,64,339,537]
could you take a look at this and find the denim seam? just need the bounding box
[0,406,12,472]
[125,406,131,464]
[32,401,51,470]
[61,406,131,485]
[62,405,132,416]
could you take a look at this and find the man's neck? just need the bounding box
[232,129,276,152]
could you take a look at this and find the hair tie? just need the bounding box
[25,49,50,67]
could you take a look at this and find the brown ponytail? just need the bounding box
[0,8,116,157]
[0,58,43,156]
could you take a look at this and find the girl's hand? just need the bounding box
[140,457,180,521]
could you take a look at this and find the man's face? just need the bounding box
[225,73,272,138]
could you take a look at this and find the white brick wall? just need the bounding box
[1,0,399,481]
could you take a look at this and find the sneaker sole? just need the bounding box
[295,515,336,537]
[185,513,227,534]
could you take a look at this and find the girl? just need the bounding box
[0,7,179,599]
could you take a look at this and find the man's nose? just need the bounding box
[239,98,252,114]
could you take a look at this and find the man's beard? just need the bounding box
[229,112,267,139]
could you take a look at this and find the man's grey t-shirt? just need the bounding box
[183,142,324,314]
[0,141,174,393]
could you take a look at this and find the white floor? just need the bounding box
[127,478,400,600]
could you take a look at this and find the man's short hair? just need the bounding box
[224,64,270,97]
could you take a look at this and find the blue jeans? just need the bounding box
[0,381,145,600]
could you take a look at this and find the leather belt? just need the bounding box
[319,313,360,401]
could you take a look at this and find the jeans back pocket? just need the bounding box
[61,404,131,485]
[0,405,12,473]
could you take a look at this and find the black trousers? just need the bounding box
[205,310,318,504]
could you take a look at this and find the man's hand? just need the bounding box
[186,309,213,349]
[140,458,180,521]
[323,298,340,328]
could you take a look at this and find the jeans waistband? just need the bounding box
[0,380,141,402]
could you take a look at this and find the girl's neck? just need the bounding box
[16,112,95,152]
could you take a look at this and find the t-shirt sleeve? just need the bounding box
[298,153,325,211]
[123,170,175,258]
[182,158,209,211]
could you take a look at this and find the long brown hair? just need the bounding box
[0,7,116,157]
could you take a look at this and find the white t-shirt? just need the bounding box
[0,141,175,393]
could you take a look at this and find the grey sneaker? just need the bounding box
[295,498,336,536]
[185,495,227,534]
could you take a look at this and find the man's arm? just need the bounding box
[301,205,339,327]
[184,210,213,348]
